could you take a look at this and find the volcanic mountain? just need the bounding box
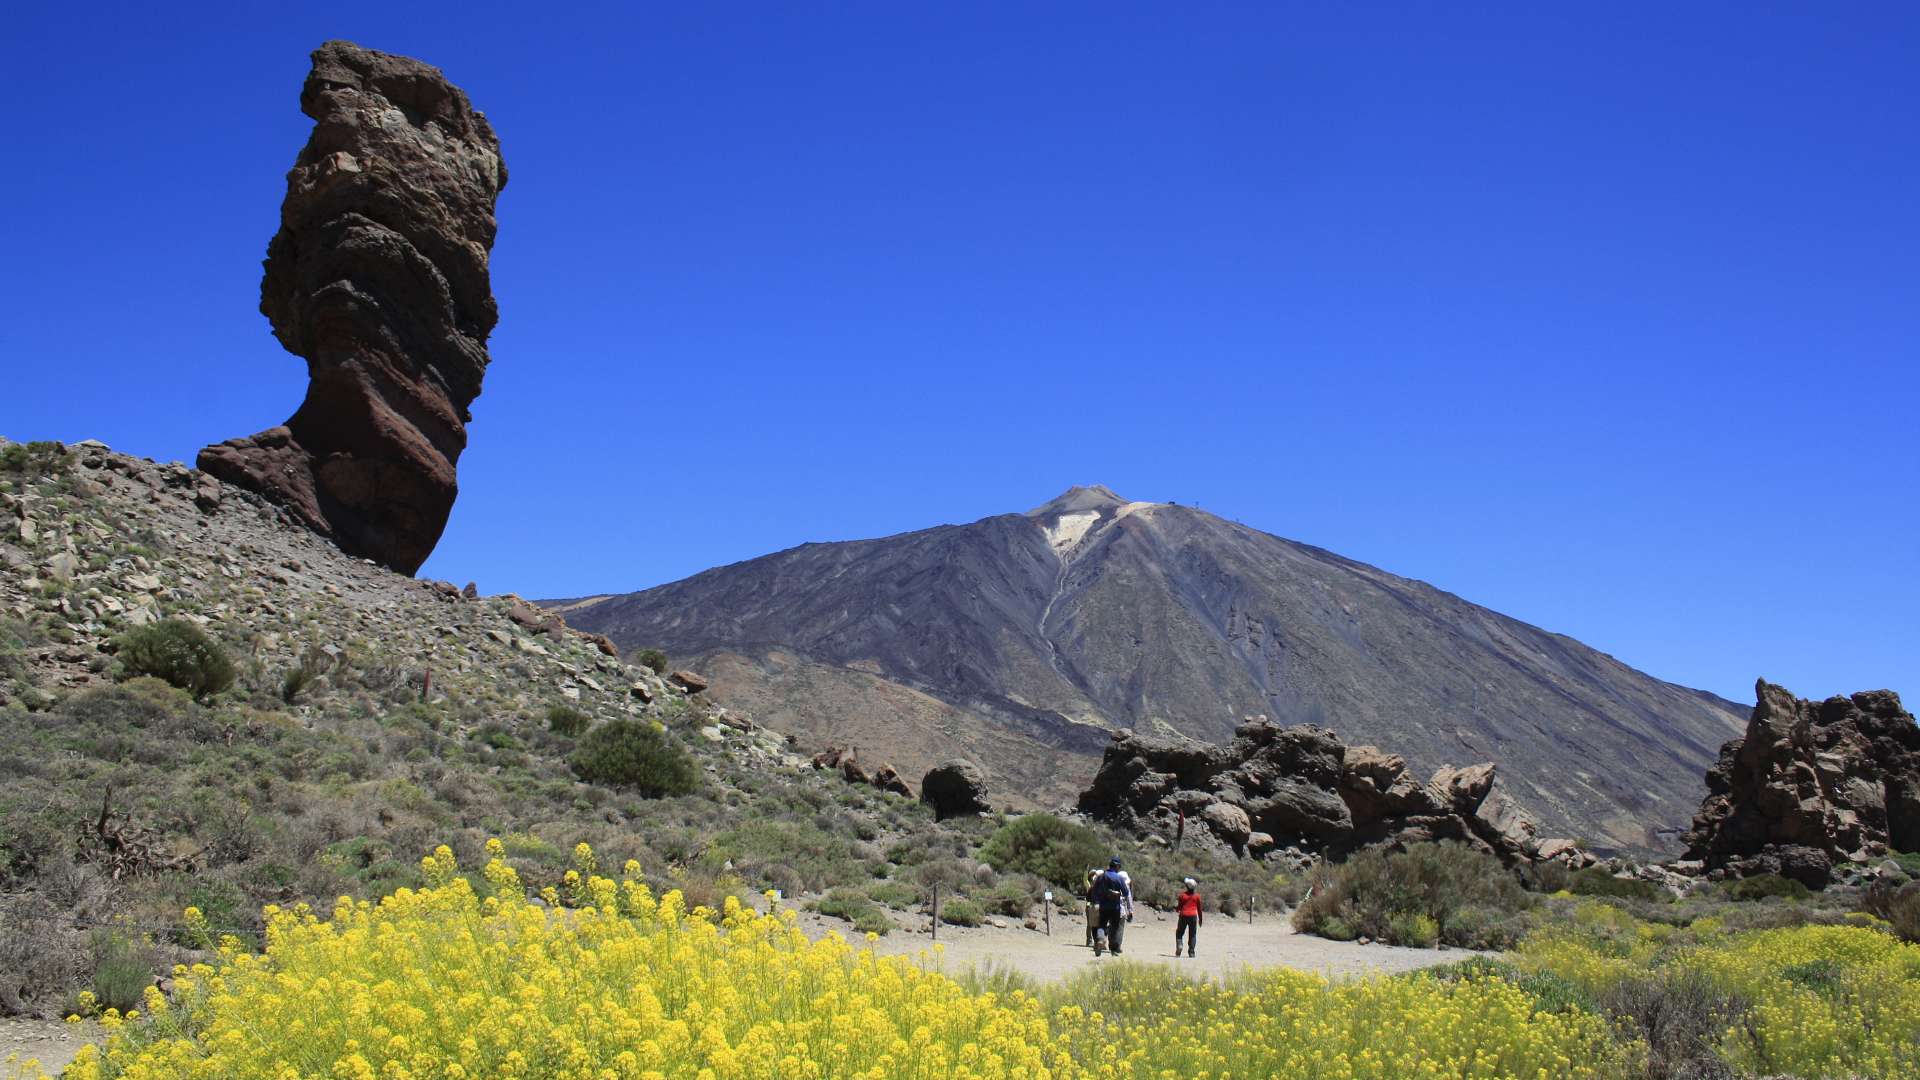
[556,486,1745,849]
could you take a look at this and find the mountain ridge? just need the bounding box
[557,486,1748,850]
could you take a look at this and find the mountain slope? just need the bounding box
[562,486,1746,849]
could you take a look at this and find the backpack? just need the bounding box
[1090,869,1126,906]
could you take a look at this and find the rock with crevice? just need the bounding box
[1682,679,1918,888]
[198,40,507,575]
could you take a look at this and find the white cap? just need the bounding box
[1183,877,1197,887]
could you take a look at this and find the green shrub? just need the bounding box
[546,704,591,737]
[1568,868,1666,902]
[1720,874,1811,903]
[0,441,67,476]
[113,619,235,700]
[939,897,985,927]
[86,929,152,1013]
[865,881,920,910]
[1292,842,1530,948]
[1389,912,1441,948]
[1864,879,1920,943]
[976,878,1036,918]
[634,649,670,675]
[570,719,700,797]
[814,887,893,936]
[1519,860,1572,894]
[978,813,1107,890]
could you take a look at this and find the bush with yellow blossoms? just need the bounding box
[5,841,1643,1080]
[1516,901,1920,1079]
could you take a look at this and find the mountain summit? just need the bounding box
[560,489,1746,849]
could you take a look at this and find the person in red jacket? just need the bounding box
[1175,877,1203,957]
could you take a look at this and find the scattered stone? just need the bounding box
[462,582,479,599]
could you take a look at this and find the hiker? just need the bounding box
[1175,877,1203,957]
[1089,857,1130,956]
[1083,867,1102,947]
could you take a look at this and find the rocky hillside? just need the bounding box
[558,485,1747,850]
[0,435,856,1017]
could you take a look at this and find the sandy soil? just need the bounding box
[794,905,1475,984]
[0,1019,97,1078]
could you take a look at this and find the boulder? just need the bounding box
[1683,679,1918,886]
[1202,801,1252,848]
[921,760,992,821]
[1076,717,1544,864]
[871,764,914,798]
[669,670,710,694]
[198,41,508,575]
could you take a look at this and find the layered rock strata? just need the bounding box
[199,41,507,575]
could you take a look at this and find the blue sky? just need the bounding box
[2,2,1914,705]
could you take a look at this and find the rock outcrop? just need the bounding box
[1077,719,1557,864]
[810,746,915,798]
[1682,679,1919,888]
[921,760,992,821]
[199,41,507,575]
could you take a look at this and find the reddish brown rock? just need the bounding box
[669,670,710,694]
[1683,679,1918,887]
[198,41,507,575]
[871,764,913,798]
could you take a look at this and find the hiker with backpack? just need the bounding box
[1088,857,1131,956]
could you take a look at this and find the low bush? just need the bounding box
[86,929,152,1014]
[569,719,699,797]
[864,881,920,910]
[1568,867,1667,902]
[1864,878,1920,943]
[112,619,235,700]
[975,878,1036,918]
[938,897,985,927]
[977,813,1107,890]
[633,648,670,675]
[1718,873,1811,903]
[1292,842,1531,948]
[814,887,891,935]
[545,704,591,737]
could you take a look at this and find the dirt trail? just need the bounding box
[795,907,1474,984]
[0,1019,97,1079]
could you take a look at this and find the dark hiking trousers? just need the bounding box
[1176,914,1198,956]
[1096,907,1126,954]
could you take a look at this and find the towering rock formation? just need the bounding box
[1683,680,1919,887]
[200,41,507,575]
[1076,719,1555,864]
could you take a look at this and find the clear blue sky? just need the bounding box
[3,2,1914,705]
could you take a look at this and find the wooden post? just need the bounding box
[1044,891,1052,936]
[1248,893,1254,924]
[931,883,939,942]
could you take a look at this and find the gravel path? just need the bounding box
[0,1019,97,1079]
[795,906,1475,984]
